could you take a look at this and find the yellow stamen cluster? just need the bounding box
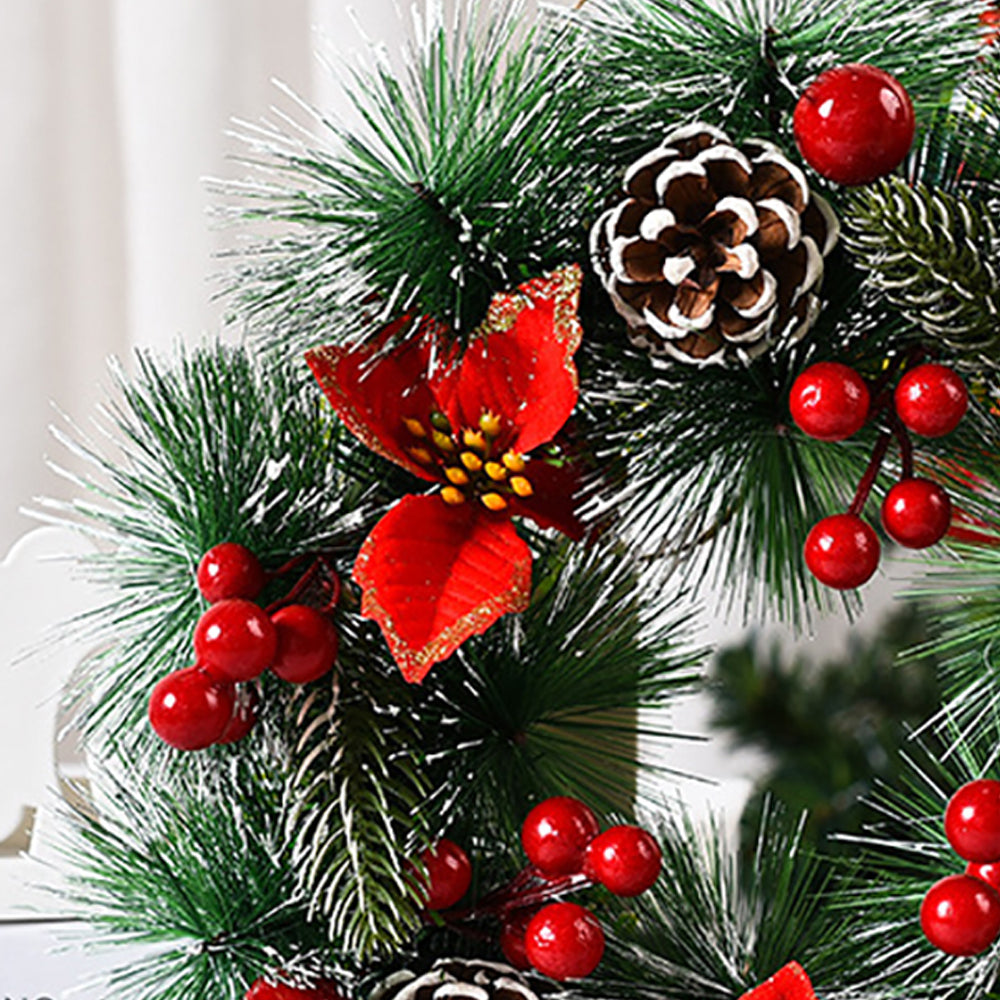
[401,411,536,513]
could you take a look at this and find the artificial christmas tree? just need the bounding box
[21,0,1000,998]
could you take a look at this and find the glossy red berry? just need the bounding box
[270,605,339,684]
[793,64,915,185]
[895,364,969,437]
[414,839,472,911]
[197,542,265,603]
[525,902,605,981]
[521,797,600,876]
[148,666,235,751]
[920,874,1000,956]
[585,825,662,897]
[500,914,534,971]
[804,514,880,590]
[881,479,952,549]
[968,861,1000,894]
[245,977,343,1000]
[945,780,1000,863]
[217,686,259,745]
[194,598,278,682]
[789,362,870,441]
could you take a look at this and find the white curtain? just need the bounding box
[0,0,410,555]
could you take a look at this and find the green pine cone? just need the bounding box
[843,176,1000,369]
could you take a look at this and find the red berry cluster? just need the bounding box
[410,797,662,983]
[148,542,341,751]
[790,360,969,590]
[921,779,1000,956]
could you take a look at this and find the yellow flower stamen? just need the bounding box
[463,429,487,451]
[502,451,526,473]
[460,451,484,472]
[479,412,502,437]
[441,486,466,506]
[484,461,507,482]
[432,430,456,453]
[408,446,434,465]
[481,492,508,512]
[445,467,470,486]
[403,417,427,438]
[510,476,533,498]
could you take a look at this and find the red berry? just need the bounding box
[194,599,278,682]
[881,478,951,549]
[804,514,880,590]
[945,780,1000,862]
[789,362,870,441]
[500,914,534,971]
[521,797,600,876]
[148,666,235,751]
[920,874,1000,956]
[968,861,1000,894]
[793,64,915,186]
[270,605,339,684]
[895,364,969,438]
[413,839,472,911]
[585,825,662,897]
[525,902,605,981]
[217,686,259,745]
[197,542,265,603]
[246,977,342,1000]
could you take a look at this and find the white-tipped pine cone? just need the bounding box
[370,960,544,1000]
[590,123,840,366]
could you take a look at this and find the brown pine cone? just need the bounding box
[590,123,839,366]
[371,960,544,1000]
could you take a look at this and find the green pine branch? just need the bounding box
[843,177,1000,369]
[48,758,332,1000]
[223,0,592,349]
[585,802,863,1000]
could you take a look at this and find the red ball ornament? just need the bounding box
[789,362,870,441]
[217,686,259,745]
[585,825,662,897]
[270,605,339,685]
[500,914,534,971]
[525,902,605,981]
[945,780,1000,863]
[414,838,472,911]
[804,514,880,590]
[194,598,278,682]
[197,542,266,604]
[148,666,235,751]
[881,478,951,549]
[793,64,915,185]
[521,797,601,876]
[894,364,969,438]
[968,861,1000,894]
[246,977,343,1000]
[920,874,1000,956]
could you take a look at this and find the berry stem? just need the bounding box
[848,429,892,517]
[890,414,915,480]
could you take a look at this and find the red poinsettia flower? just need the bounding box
[306,265,585,683]
[740,962,816,1000]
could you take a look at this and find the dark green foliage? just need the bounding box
[37,342,406,760]
[227,0,592,348]
[832,719,1000,999]
[843,177,1000,369]
[709,604,941,854]
[50,759,332,1000]
[585,803,860,1000]
[572,0,978,165]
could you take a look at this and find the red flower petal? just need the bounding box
[740,963,816,1000]
[435,265,583,455]
[510,459,587,541]
[306,316,450,481]
[353,494,532,683]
